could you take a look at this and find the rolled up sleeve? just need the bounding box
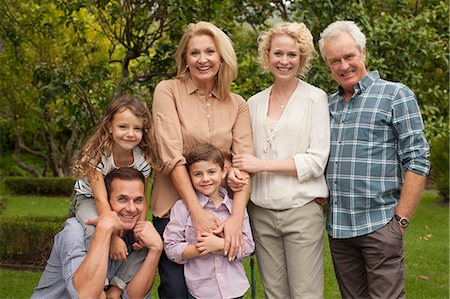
[163,200,191,264]
[153,80,187,175]
[392,87,430,176]
[294,92,330,182]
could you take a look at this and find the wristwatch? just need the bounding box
[394,214,409,228]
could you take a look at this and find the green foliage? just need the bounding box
[0,0,447,179]
[429,133,449,201]
[3,177,74,196]
[0,215,66,267]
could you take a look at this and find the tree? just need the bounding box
[0,0,192,176]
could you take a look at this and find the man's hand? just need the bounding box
[196,232,224,255]
[85,211,122,233]
[133,221,163,252]
[226,166,250,192]
[109,234,128,262]
[213,214,244,261]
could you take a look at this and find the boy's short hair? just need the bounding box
[185,143,225,169]
[104,167,145,200]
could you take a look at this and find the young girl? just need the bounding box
[72,95,160,297]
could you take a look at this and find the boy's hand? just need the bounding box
[110,234,128,262]
[196,232,224,255]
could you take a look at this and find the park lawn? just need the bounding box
[1,190,447,298]
[2,196,71,217]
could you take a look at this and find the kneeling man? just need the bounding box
[31,167,162,299]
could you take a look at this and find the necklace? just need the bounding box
[272,95,288,109]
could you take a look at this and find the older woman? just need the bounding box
[232,22,330,298]
[151,21,253,298]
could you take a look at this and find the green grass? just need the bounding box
[0,190,448,298]
[2,196,71,217]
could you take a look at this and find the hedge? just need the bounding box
[3,177,74,196]
[0,215,66,267]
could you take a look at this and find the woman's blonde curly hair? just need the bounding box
[258,22,317,78]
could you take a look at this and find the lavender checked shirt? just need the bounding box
[164,187,255,299]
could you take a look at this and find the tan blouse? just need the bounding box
[150,77,253,217]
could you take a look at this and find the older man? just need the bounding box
[31,168,162,299]
[319,21,430,298]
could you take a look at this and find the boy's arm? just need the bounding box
[183,233,224,260]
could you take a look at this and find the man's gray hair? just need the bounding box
[318,20,366,61]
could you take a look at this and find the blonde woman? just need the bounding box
[232,22,330,298]
[151,21,253,298]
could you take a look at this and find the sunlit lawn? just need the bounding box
[0,190,448,298]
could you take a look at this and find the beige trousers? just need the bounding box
[248,200,325,299]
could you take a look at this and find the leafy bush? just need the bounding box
[430,134,449,201]
[3,177,74,196]
[0,216,66,267]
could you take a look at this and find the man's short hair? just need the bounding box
[319,20,366,61]
[104,167,145,199]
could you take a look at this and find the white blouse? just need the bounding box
[247,79,330,210]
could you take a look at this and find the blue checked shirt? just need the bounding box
[326,71,430,238]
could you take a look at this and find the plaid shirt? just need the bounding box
[326,71,430,239]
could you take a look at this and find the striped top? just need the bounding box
[74,146,151,196]
[326,71,430,239]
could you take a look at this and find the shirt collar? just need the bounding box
[196,187,232,212]
[186,76,221,100]
[338,70,380,97]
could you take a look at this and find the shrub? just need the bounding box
[3,177,74,196]
[429,134,449,201]
[0,215,66,267]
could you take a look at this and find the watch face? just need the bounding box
[395,215,409,227]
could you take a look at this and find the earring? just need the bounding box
[186,64,189,69]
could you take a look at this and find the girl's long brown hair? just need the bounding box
[73,95,161,177]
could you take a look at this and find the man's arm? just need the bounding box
[126,221,163,299]
[395,171,427,233]
[72,212,122,299]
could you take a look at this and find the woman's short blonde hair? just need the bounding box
[258,22,317,77]
[175,21,238,100]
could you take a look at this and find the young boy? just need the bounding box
[163,143,255,299]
